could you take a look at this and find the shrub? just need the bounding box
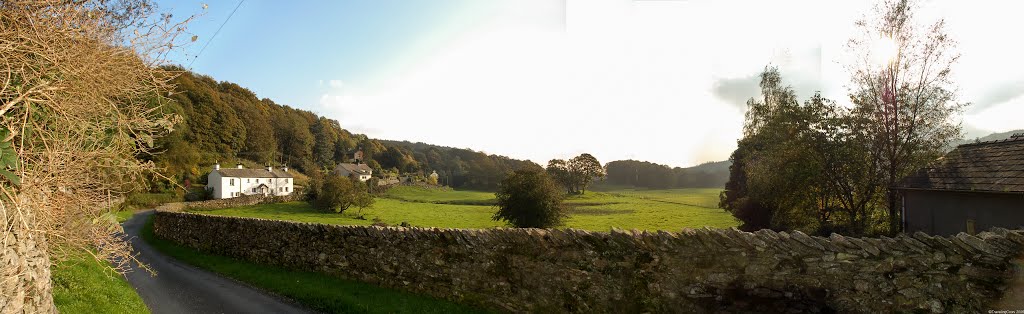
[493,168,565,228]
[311,175,374,213]
[184,187,212,202]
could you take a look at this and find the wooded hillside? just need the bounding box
[147,68,540,191]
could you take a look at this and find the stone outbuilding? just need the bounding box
[895,135,1024,235]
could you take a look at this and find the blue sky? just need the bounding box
[160,0,490,107]
[157,0,1024,168]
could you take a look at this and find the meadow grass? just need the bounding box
[141,217,486,313]
[51,254,149,314]
[192,186,738,231]
[383,186,496,205]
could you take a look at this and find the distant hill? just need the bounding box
[954,129,1024,146]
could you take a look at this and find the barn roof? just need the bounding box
[214,168,294,178]
[896,136,1024,193]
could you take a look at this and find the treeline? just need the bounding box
[146,68,539,191]
[604,160,729,189]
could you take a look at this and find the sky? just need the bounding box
[157,0,1024,168]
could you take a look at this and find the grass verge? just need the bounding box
[141,216,486,313]
[51,254,149,314]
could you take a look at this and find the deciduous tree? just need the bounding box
[313,175,373,213]
[847,0,965,233]
[493,168,565,228]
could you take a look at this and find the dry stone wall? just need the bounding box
[1,214,56,314]
[154,210,1024,313]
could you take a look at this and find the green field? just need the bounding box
[191,186,738,231]
[52,255,149,314]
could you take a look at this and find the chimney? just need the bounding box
[282,166,289,172]
[266,165,273,172]
[236,163,243,169]
[214,163,220,170]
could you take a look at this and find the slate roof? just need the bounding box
[214,168,294,178]
[336,163,372,175]
[896,136,1024,193]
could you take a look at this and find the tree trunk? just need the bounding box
[1,207,57,313]
[887,189,900,234]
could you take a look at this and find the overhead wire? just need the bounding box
[188,0,245,69]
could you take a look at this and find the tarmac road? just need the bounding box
[122,210,313,314]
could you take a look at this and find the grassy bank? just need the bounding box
[51,255,149,314]
[191,186,737,231]
[109,192,181,223]
[141,217,485,313]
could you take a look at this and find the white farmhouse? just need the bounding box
[207,163,295,199]
[335,162,373,182]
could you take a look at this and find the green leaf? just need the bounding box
[0,169,20,186]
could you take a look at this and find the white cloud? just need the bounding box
[315,0,1024,167]
[328,80,344,88]
[964,96,1024,133]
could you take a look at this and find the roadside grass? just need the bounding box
[192,187,738,231]
[51,254,149,314]
[141,217,487,314]
[124,192,178,210]
[115,209,136,223]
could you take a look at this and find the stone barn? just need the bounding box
[895,135,1024,235]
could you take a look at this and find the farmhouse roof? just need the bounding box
[896,136,1024,193]
[336,163,372,175]
[214,168,294,178]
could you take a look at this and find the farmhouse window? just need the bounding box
[229,179,234,186]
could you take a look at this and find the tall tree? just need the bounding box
[546,154,604,194]
[312,118,339,168]
[232,94,276,164]
[546,159,573,193]
[847,0,965,233]
[568,153,604,194]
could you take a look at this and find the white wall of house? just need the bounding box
[207,171,226,199]
[235,176,294,196]
[206,166,295,199]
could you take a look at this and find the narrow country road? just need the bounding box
[122,210,313,314]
